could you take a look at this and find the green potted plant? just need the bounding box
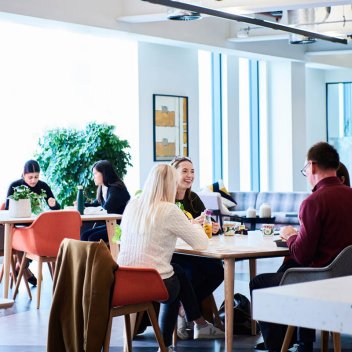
[35,122,132,207]
[8,185,47,217]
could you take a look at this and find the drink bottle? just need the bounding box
[76,185,85,215]
[203,209,213,238]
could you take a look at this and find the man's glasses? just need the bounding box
[301,161,316,177]
[170,156,192,166]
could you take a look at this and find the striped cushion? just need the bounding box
[256,192,310,213]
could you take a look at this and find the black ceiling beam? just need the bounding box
[142,0,348,44]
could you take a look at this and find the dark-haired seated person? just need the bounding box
[170,156,224,339]
[337,161,350,186]
[250,142,352,352]
[80,160,130,243]
[5,160,60,286]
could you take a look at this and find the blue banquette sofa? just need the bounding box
[229,191,311,227]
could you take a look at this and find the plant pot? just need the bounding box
[8,198,32,218]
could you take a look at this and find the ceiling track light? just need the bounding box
[141,0,348,44]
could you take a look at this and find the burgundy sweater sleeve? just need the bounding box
[287,197,322,266]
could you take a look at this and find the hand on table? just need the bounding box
[280,226,298,241]
[194,214,205,225]
[48,197,56,208]
[212,222,220,234]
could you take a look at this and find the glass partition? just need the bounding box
[326,82,352,172]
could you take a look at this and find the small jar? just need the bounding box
[259,203,271,218]
[246,207,256,218]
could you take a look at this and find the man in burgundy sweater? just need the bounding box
[250,142,352,352]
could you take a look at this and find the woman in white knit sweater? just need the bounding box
[118,164,224,351]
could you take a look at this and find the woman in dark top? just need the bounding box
[337,161,350,187]
[171,156,224,339]
[5,159,60,286]
[5,160,60,210]
[80,160,130,242]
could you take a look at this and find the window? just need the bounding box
[327,82,352,174]
[0,14,139,198]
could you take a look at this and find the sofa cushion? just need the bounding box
[255,192,310,213]
[206,180,237,207]
[229,192,258,211]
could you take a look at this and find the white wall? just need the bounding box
[138,42,200,189]
[0,18,139,200]
[325,69,352,83]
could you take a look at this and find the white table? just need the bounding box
[0,210,122,298]
[252,276,352,334]
[175,232,290,351]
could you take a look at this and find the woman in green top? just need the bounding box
[171,156,224,339]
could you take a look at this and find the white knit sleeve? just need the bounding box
[167,204,208,250]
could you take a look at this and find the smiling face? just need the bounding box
[175,160,195,192]
[23,172,40,188]
[93,167,104,186]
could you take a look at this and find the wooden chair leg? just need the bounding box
[10,255,17,288]
[124,314,132,352]
[23,276,32,299]
[51,262,56,277]
[321,330,329,352]
[47,262,54,279]
[281,326,295,352]
[103,312,113,352]
[37,258,43,309]
[201,294,223,329]
[0,263,4,283]
[249,258,257,335]
[172,321,178,347]
[147,303,167,352]
[12,253,27,300]
[332,332,341,352]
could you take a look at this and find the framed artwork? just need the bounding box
[153,94,189,161]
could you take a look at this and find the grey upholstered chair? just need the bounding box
[279,245,352,352]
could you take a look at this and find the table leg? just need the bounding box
[249,221,256,231]
[224,258,234,352]
[3,224,13,299]
[106,220,119,260]
[249,258,257,335]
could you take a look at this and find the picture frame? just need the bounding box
[153,94,189,161]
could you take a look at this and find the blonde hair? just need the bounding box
[123,164,177,234]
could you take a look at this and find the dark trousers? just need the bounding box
[160,263,203,346]
[172,254,224,314]
[249,260,315,351]
[159,273,180,347]
[80,224,108,242]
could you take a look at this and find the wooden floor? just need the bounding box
[0,257,351,351]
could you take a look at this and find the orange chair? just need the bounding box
[12,210,82,308]
[103,266,169,352]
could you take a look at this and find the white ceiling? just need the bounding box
[0,0,352,68]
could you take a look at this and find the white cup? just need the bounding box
[246,207,256,218]
[261,224,275,238]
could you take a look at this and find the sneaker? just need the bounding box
[289,342,313,352]
[255,342,266,350]
[157,345,176,352]
[177,315,194,340]
[194,321,225,339]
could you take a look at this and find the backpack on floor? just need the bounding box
[218,293,252,335]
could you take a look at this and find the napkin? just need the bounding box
[83,206,107,215]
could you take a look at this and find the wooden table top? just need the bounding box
[175,231,290,259]
[253,275,352,334]
[0,210,122,224]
